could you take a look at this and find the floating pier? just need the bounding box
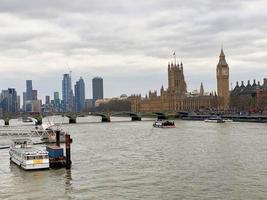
[47,130,72,169]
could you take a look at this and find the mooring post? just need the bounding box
[65,134,72,169]
[55,130,60,147]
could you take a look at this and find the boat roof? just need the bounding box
[11,146,48,155]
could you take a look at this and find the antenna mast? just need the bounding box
[173,52,176,65]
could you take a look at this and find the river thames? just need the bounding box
[0,117,267,200]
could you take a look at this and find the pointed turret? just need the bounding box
[234,81,240,90]
[200,82,204,96]
[160,85,164,95]
[247,80,251,87]
[218,48,228,66]
[220,48,225,57]
[252,79,257,87]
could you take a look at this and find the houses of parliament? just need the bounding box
[131,49,229,113]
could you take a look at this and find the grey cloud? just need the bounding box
[0,0,266,100]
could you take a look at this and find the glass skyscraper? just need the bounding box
[8,88,17,113]
[92,77,103,107]
[62,73,73,112]
[74,77,85,112]
[26,80,32,101]
[0,89,17,113]
[53,92,61,112]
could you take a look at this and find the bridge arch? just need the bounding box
[90,113,111,122]
[111,112,141,121]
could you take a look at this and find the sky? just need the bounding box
[0,0,266,101]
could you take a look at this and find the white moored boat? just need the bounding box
[204,116,225,123]
[9,138,49,170]
[223,119,233,123]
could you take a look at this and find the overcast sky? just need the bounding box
[0,0,266,100]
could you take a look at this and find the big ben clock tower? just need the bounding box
[216,48,229,109]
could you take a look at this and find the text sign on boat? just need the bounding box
[33,160,43,164]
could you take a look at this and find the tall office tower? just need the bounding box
[8,88,17,113]
[0,90,9,113]
[0,89,17,113]
[16,96,20,112]
[32,90,38,100]
[26,80,33,100]
[23,92,26,111]
[45,96,50,105]
[54,92,60,100]
[92,77,103,107]
[53,92,61,112]
[62,73,74,112]
[74,77,85,112]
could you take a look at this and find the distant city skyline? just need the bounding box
[0,0,266,100]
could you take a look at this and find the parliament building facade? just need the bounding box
[131,49,229,113]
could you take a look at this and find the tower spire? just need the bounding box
[173,52,176,65]
[218,47,227,65]
[200,82,204,96]
[220,48,225,58]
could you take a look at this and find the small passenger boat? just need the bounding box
[204,116,225,123]
[153,120,175,128]
[9,138,49,170]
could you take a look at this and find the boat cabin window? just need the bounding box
[24,154,48,160]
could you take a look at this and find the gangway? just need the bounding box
[0,126,65,139]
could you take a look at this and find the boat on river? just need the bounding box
[223,119,233,123]
[9,138,49,170]
[153,120,175,128]
[204,116,225,123]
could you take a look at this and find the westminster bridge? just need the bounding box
[0,111,266,126]
[0,112,172,126]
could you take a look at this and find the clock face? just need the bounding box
[222,68,228,76]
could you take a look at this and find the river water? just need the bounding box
[0,117,267,200]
